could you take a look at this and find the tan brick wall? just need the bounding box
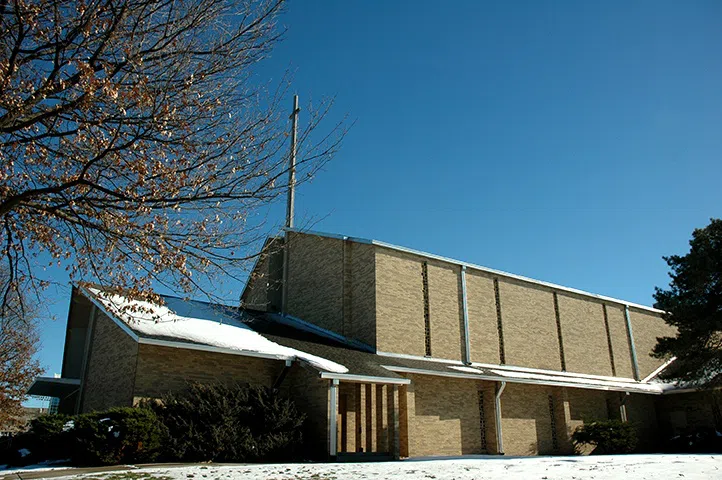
[565,388,611,453]
[629,308,677,379]
[348,242,376,347]
[375,249,426,356]
[241,238,284,312]
[500,383,557,455]
[242,248,272,311]
[133,344,282,399]
[498,279,562,371]
[466,271,501,364]
[404,374,486,457]
[557,295,613,376]
[282,365,330,459]
[606,304,635,378]
[427,261,464,362]
[81,313,138,412]
[283,233,377,347]
[287,232,345,334]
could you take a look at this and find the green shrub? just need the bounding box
[572,419,638,454]
[4,414,73,465]
[71,407,163,466]
[4,408,162,467]
[149,383,306,462]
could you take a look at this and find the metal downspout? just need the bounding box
[460,266,472,365]
[624,305,641,381]
[495,381,507,455]
[329,379,339,458]
[619,392,630,422]
[272,359,293,390]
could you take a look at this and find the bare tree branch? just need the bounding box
[0,0,347,309]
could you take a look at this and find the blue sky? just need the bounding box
[30,1,722,392]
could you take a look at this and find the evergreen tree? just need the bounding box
[653,218,722,383]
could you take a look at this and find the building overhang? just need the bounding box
[382,365,665,395]
[320,372,411,385]
[27,377,81,398]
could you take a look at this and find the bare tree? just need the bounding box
[0,0,345,309]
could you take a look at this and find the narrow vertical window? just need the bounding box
[493,278,505,364]
[422,261,432,357]
[478,390,487,452]
[602,304,616,376]
[553,292,566,372]
[548,394,559,452]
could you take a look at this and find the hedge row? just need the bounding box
[2,384,305,466]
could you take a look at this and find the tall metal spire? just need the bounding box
[282,95,300,313]
[285,95,299,228]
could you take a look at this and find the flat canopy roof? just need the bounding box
[27,377,80,398]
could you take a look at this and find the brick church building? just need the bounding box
[30,229,720,459]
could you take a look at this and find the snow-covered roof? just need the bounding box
[83,287,349,373]
[79,287,682,394]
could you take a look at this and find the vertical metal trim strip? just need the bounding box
[624,305,641,381]
[461,266,471,365]
[553,292,566,372]
[329,379,339,457]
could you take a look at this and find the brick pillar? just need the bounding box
[365,384,375,453]
[482,384,499,454]
[399,384,409,457]
[376,384,388,452]
[356,384,365,453]
[387,385,400,459]
[552,388,574,454]
[339,392,347,453]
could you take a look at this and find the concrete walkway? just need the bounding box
[1,463,238,480]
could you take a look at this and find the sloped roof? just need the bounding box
[79,287,669,393]
[82,287,349,373]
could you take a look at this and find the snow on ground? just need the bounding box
[87,288,348,373]
[0,462,72,475]
[46,455,722,480]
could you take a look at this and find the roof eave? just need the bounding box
[382,365,663,395]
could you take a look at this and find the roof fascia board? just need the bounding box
[661,386,722,395]
[31,377,81,386]
[470,362,636,383]
[78,286,293,363]
[137,337,292,362]
[641,357,677,383]
[376,350,639,383]
[382,365,663,395]
[319,372,411,385]
[78,286,140,342]
[376,351,463,365]
[285,228,663,314]
[661,387,697,395]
